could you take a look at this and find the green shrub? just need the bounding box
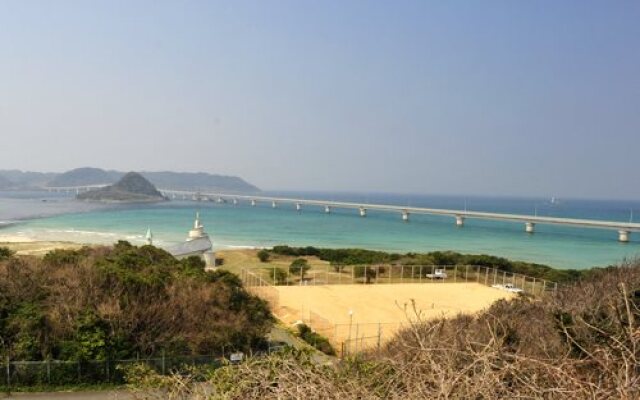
[257,249,270,262]
[296,324,335,355]
[0,246,14,261]
[289,258,310,280]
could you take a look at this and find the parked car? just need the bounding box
[426,269,448,279]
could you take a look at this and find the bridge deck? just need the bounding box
[159,190,640,232]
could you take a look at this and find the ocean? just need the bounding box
[0,190,638,269]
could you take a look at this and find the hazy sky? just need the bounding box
[1,1,638,199]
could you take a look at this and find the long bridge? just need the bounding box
[157,189,639,243]
[46,185,638,242]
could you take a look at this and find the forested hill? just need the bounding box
[0,167,260,193]
[77,172,166,203]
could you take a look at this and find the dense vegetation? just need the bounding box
[0,242,272,362]
[269,245,585,282]
[77,172,166,202]
[130,260,640,399]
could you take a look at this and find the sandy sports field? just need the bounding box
[269,283,515,347]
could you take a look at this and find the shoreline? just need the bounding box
[0,234,263,256]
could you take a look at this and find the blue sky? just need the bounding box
[0,1,638,199]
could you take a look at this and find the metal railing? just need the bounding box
[242,264,557,297]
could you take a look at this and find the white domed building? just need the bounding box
[166,212,216,270]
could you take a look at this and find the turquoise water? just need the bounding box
[1,191,639,269]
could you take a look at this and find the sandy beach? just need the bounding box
[0,236,86,255]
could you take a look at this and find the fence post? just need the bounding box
[411,265,414,282]
[162,350,166,375]
[6,357,10,388]
[377,323,382,353]
[465,265,469,281]
[352,266,355,284]
[389,266,392,284]
[354,324,359,355]
[454,265,457,283]
[532,277,537,295]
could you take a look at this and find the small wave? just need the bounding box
[0,221,17,229]
[55,230,119,238]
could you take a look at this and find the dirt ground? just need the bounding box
[270,283,515,346]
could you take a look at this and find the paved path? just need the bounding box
[268,325,336,366]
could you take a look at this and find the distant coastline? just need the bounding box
[0,167,261,193]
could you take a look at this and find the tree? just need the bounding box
[289,258,311,281]
[354,265,385,284]
[273,268,288,285]
[0,246,14,261]
[257,249,270,263]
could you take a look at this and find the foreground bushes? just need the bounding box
[0,242,273,362]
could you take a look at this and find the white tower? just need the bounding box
[145,228,153,245]
[187,212,208,241]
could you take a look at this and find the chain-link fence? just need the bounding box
[0,354,222,388]
[243,264,557,297]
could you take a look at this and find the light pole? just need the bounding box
[347,310,354,355]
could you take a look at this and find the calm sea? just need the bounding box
[1,190,639,270]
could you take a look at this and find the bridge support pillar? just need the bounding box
[296,203,301,211]
[272,201,277,209]
[525,222,535,234]
[251,199,256,206]
[402,210,409,222]
[456,215,465,227]
[359,207,367,217]
[324,205,331,214]
[619,230,630,243]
